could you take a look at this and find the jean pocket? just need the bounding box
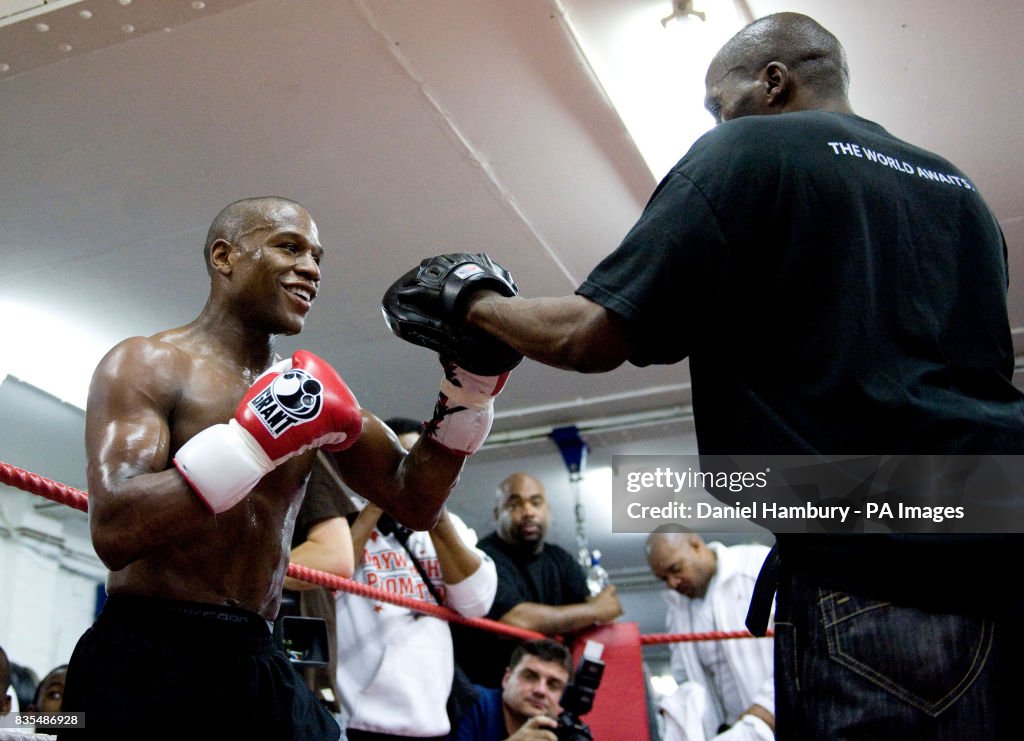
[818,591,994,716]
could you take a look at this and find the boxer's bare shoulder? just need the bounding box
[90,330,255,448]
[91,334,190,403]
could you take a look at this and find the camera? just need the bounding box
[274,591,330,668]
[275,616,330,667]
[556,640,605,741]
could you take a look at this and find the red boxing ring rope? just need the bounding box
[0,460,771,644]
[1,460,90,512]
[641,628,773,644]
[286,562,544,641]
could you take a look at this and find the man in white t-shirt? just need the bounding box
[293,417,497,740]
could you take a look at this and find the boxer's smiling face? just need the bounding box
[231,203,323,336]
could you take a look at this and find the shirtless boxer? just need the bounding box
[59,197,513,740]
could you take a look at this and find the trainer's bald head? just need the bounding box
[705,12,850,121]
[645,528,717,598]
[203,196,305,274]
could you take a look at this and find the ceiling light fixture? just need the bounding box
[559,0,747,179]
[660,0,706,27]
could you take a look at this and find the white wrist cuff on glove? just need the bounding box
[173,420,274,514]
[438,377,496,409]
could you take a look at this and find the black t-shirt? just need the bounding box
[579,111,1021,456]
[480,532,589,618]
[451,533,588,687]
[577,111,1024,609]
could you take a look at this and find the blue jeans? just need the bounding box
[774,570,1018,740]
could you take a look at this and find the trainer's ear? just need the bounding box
[209,238,235,276]
[761,61,790,107]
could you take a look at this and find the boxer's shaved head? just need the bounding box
[203,196,304,274]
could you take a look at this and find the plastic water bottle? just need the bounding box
[586,549,609,596]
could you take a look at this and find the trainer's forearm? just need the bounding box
[465,293,631,373]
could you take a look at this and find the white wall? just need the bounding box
[0,485,103,680]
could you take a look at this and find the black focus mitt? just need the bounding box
[381,253,524,376]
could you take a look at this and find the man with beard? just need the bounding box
[453,472,622,687]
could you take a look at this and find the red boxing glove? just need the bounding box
[237,349,362,461]
[174,350,362,513]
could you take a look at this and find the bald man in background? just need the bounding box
[647,531,773,740]
[452,473,622,687]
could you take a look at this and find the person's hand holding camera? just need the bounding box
[507,714,558,740]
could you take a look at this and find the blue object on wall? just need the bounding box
[550,425,588,481]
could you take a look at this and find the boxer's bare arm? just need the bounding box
[85,337,211,570]
[465,293,632,373]
[331,413,463,531]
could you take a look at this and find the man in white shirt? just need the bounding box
[646,531,774,741]
[292,417,498,740]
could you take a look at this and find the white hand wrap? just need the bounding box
[427,365,509,455]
